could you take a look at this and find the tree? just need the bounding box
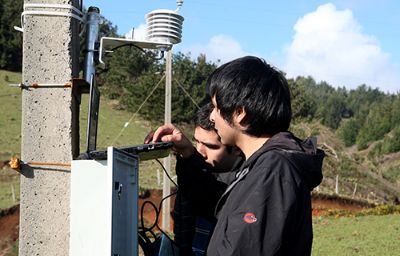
[288,78,316,120]
[382,125,400,154]
[356,100,393,149]
[0,0,23,71]
[99,46,155,100]
[337,118,361,147]
[345,85,385,122]
[390,95,400,128]
[320,93,347,129]
[171,53,217,123]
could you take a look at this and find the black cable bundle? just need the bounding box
[138,159,178,256]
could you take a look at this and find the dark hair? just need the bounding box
[194,102,215,131]
[194,102,238,153]
[206,56,292,136]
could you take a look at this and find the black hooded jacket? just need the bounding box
[207,132,324,256]
[175,132,324,256]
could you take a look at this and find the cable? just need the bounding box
[140,200,159,232]
[106,77,201,146]
[138,191,178,255]
[138,159,179,255]
[156,159,178,188]
[99,44,145,76]
[138,200,161,256]
[174,78,201,110]
[16,3,85,32]
[155,191,178,252]
[24,3,84,17]
[106,43,165,61]
[107,74,165,146]
[108,43,146,55]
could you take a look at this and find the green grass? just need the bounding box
[0,70,22,210]
[79,94,152,151]
[0,168,20,209]
[313,214,400,255]
[0,70,22,160]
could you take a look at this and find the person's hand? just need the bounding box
[144,124,194,158]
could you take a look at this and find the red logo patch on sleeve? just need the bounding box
[243,212,257,224]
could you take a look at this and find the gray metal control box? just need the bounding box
[70,147,138,256]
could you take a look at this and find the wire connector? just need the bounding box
[9,157,21,171]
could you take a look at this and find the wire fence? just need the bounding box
[315,174,398,205]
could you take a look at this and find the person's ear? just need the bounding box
[233,107,247,128]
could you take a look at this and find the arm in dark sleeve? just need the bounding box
[176,150,228,218]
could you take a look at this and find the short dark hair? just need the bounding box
[194,102,238,154]
[206,56,292,137]
[194,102,215,131]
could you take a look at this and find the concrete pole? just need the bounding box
[162,50,172,231]
[20,0,80,255]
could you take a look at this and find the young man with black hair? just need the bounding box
[172,103,243,256]
[147,56,324,256]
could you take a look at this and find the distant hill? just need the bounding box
[290,121,400,204]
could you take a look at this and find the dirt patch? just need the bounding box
[311,197,365,217]
[311,192,378,217]
[0,161,10,170]
[137,189,369,222]
[0,205,19,253]
[138,189,176,230]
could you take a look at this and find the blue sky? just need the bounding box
[84,0,400,93]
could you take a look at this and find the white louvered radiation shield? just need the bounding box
[145,9,184,45]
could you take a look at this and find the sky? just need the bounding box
[83,0,400,93]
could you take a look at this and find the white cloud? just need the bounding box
[180,35,252,64]
[284,3,400,93]
[124,23,147,40]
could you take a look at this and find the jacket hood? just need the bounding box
[245,132,324,190]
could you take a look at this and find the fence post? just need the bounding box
[11,184,16,204]
[352,183,357,198]
[335,175,339,194]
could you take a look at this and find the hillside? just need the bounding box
[291,121,400,203]
[1,69,399,207]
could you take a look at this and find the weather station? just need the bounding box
[69,1,184,256]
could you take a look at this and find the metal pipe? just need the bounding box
[83,6,100,84]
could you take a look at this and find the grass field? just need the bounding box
[313,214,400,255]
[0,71,22,210]
[0,169,19,209]
[0,70,21,160]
